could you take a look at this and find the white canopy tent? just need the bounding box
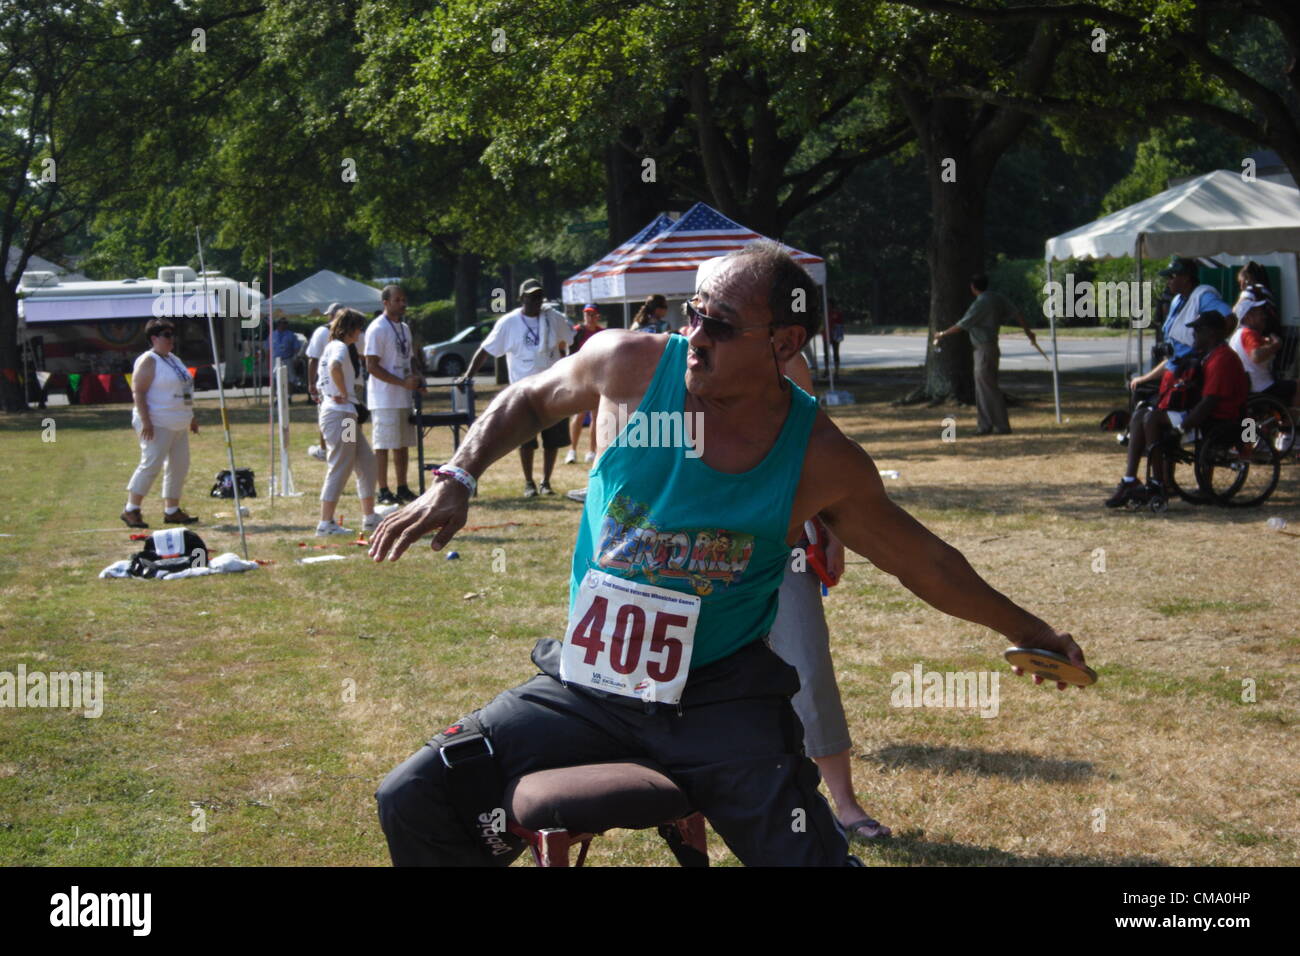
[264,269,382,317]
[1042,170,1300,421]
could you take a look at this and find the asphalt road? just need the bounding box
[824,332,1130,374]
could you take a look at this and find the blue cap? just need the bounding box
[583,303,598,312]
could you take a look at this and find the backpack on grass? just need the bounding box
[210,468,258,499]
[128,529,210,579]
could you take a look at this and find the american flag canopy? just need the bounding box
[563,203,825,304]
[561,214,675,305]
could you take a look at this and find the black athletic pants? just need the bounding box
[376,637,851,866]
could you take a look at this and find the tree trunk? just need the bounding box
[898,97,993,406]
[920,164,986,404]
[604,138,669,246]
[538,257,558,300]
[452,251,479,333]
[0,285,27,412]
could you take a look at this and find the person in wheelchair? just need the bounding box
[1106,310,1248,508]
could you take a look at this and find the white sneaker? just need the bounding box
[566,487,587,503]
[362,514,381,533]
[584,451,595,463]
[316,519,352,536]
[563,449,577,464]
[307,445,327,462]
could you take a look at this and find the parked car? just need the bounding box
[422,319,498,378]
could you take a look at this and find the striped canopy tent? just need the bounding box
[562,213,676,306]
[567,204,825,310]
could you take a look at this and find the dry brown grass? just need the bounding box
[0,366,1295,866]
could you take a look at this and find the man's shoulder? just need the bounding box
[364,315,389,335]
[578,328,670,384]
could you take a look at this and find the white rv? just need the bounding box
[18,266,263,396]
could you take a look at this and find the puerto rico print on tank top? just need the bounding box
[567,334,817,676]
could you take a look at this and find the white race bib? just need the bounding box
[561,569,700,705]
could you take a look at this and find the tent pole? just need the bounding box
[1047,260,1061,423]
[822,283,832,393]
[1135,235,1144,377]
[268,245,275,510]
[623,299,630,329]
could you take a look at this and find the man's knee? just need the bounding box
[375,744,452,840]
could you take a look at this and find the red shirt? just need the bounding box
[1157,344,1248,419]
[1201,343,1249,420]
[571,324,604,353]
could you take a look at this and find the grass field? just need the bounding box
[1,365,1296,866]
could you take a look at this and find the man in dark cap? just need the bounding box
[1105,309,1248,507]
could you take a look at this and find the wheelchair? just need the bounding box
[1134,412,1282,513]
[1243,390,1297,462]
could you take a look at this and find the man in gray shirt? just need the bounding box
[933,273,1038,435]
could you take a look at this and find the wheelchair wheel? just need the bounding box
[1165,443,1211,504]
[1244,394,1296,459]
[1197,424,1281,507]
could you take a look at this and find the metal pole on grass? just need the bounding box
[196,227,249,559]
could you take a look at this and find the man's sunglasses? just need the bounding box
[152,330,175,339]
[682,300,770,342]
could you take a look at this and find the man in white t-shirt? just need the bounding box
[457,278,575,496]
[305,301,343,462]
[365,285,425,505]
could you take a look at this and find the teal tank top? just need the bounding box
[568,335,817,669]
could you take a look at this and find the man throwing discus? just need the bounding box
[370,243,1087,866]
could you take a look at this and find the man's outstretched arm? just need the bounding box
[368,330,647,562]
[816,432,1086,684]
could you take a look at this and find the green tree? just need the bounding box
[0,2,264,410]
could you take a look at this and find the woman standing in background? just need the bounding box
[121,319,200,528]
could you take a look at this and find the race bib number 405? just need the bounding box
[561,569,701,705]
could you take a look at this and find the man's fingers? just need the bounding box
[369,512,413,562]
[429,513,464,552]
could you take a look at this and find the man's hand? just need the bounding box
[1007,623,1087,691]
[140,420,154,442]
[405,373,425,391]
[368,479,470,562]
[190,419,200,435]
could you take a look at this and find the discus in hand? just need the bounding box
[1004,646,1097,688]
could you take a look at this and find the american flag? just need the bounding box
[607,203,822,275]
[561,213,674,304]
[590,204,824,301]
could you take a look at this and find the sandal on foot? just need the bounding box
[842,817,891,841]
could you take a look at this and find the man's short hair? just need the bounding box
[722,241,822,339]
[970,273,989,292]
[381,284,405,302]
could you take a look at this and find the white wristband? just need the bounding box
[435,465,477,497]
